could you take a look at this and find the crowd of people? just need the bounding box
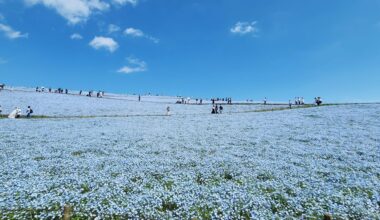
[211,104,223,114]
[36,86,105,98]
[211,97,232,104]
[0,106,33,119]
[175,97,233,105]
[0,84,327,118]
[294,97,305,105]
[315,97,323,106]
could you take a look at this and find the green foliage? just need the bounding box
[80,184,90,194]
[33,156,45,161]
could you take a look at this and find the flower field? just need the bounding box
[0,89,379,219]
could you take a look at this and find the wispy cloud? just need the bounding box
[112,0,138,6]
[24,0,110,25]
[230,21,258,36]
[118,57,147,74]
[124,27,159,43]
[0,57,7,64]
[108,24,120,34]
[89,36,118,52]
[124,27,143,37]
[70,33,83,40]
[0,23,28,39]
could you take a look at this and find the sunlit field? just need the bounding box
[0,89,379,219]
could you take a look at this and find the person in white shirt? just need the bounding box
[8,107,21,119]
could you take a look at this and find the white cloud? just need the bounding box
[124,27,159,43]
[112,0,138,6]
[24,0,110,25]
[89,36,118,52]
[118,57,147,74]
[0,23,28,39]
[70,33,83,40]
[146,36,159,44]
[230,21,258,35]
[108,24,120,34]
[124,27,143,37]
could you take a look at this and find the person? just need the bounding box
[166,106,171,116]
[215,104,219,114]
[26,106,33,118]
[0,105,2,114]
[219,105,223,114]
[200,99,203,105]
[79,90,82,95]
[316,97,322,106]
[211,105,216,114]
[289,100,292,109]
[138,95,141,102]
[264,97,267,105]
[8,107,21,119]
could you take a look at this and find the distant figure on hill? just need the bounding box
[79,90,82,95]
[227,98,232,104]
[219,105,223,114]
[211,105,216,114]
[215,104,219,114]
[315,97,322,106]
[200,99,203,105]
[138,95,141,102]
[264,97,267,105]
[26,106,33,118]
[289,100,292,109]
[8,107,21,119]
[166,106,171,116]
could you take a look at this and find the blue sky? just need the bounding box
[0,0,380,102]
